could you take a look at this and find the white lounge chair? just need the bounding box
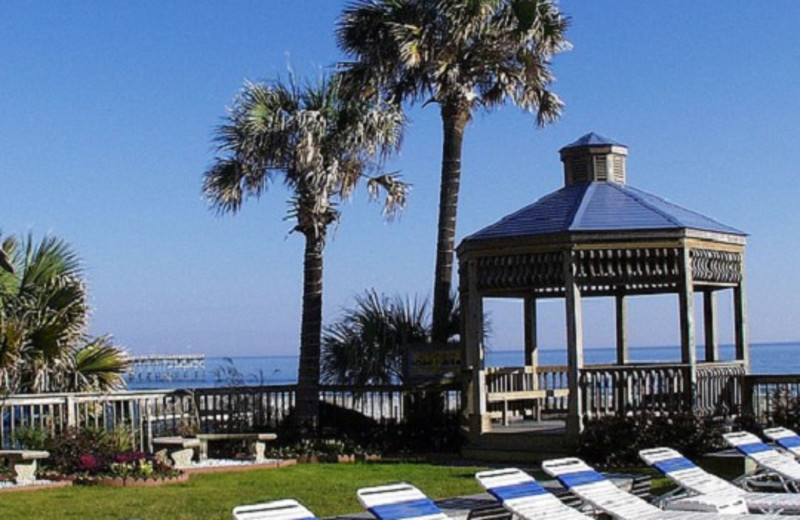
[358,482,450,520]
[641,446,800,514]
[724,431,800,492]
[475,467,591,520]
[541,456,792,520]
[232,499,318,520]
[764,427,800,459]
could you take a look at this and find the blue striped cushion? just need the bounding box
[369,499,441,520]
[738,443,772,455]
[557,470,605,489]
[653,457,696,474]
[489,481,547,502]
[778,436,800,449]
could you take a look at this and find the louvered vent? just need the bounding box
[569,158,589,184]
[594,155,608,181]
[612,155,626,183]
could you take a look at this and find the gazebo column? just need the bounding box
[524,297,539,370]
[615,293,629,365]
[679,247,697,408]
[524,297,540,419]
[564,252,584,439]
[734,278,749,371]
[703,290,719,362]
[461,260,490,433]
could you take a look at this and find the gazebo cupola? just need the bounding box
[560,132,628,185]
[457,133,748,440]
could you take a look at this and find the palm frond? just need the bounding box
[70,336,130,392]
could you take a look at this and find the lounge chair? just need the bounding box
[541,456,792,519]
[641,446,800,514]
[763,427,800,459]
[232,498,318,520]
[475,467,591,520]
[357,482,450,520]
[724,431,800,492]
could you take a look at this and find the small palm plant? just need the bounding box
[321,289,473,385]
[0,233,129,393]
[203,74,408,427]
[322,290,429,385]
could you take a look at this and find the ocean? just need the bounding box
[125,342,800,391]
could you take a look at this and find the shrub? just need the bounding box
[11,426,48,450]
[45,426,176,480]
[578,411,728,468]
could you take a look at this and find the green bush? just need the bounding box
[10,426,48,450]
[578,411,728,468]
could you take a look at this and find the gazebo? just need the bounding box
[456,133,748,442]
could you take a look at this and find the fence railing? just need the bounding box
[485,365,569,421]
[0,384,461,451]
[742,374,800,423]
[580,363,688,419]
[579,361,744,421]
[0,390,182,452]
[485,361,745,424]
[696,362,745,415]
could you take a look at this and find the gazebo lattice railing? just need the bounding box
[476,247,742,297]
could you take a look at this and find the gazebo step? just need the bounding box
[462,431,572,463]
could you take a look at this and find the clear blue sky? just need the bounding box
[2,1,799,356]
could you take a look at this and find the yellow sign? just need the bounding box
[406,344,461,382]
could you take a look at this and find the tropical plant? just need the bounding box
[337,0,570,342]
[0,233,129,393]
[202,73,408,428]
[321,289,471,385]
[322,290,429,385]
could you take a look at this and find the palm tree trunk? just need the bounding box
[295,232,324,430]
[431,103,470,344]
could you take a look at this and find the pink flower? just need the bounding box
[79,454,100,471]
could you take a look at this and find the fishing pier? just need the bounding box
[129,354,206,383]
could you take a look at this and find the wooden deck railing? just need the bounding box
[742,373,800,423]
[580,361,744,420]
[485,365,569,421]
[696,362,745,415]
[0,390,183,452]
[0,384,461,451]
[485,361,745,424]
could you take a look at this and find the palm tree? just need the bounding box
[337,0,570,342]
[203,74,408,428]
[0,233,129,393]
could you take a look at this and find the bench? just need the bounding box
[0,450,49,484]
[487,389,568,425]
[151,436,202,469]
[195,433,277,462]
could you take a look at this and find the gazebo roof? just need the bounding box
[560,131,624,150]
[466,182,746,241]
[465,132,745,243]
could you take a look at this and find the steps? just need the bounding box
[461,424,574,463]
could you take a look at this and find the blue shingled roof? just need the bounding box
[466,182,745,241]
[560,132,625,150]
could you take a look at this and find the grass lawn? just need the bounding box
[0,462,488,520]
